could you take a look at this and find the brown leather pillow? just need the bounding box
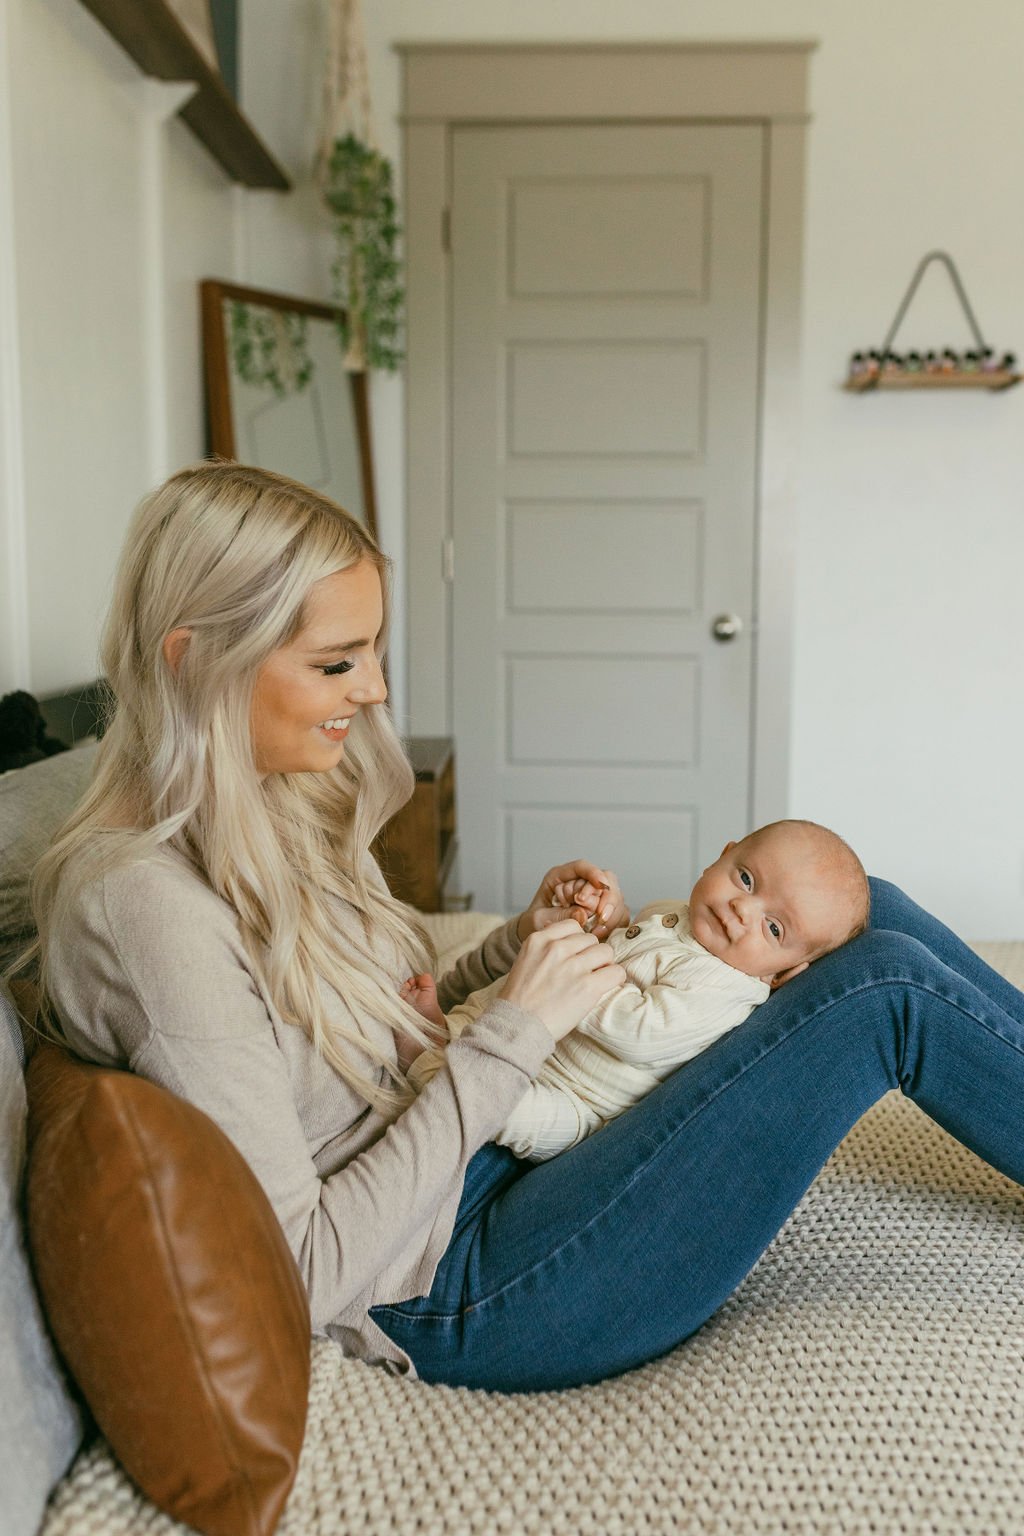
[25,1043,311,1536]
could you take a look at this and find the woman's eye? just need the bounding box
[739,870,753,891]
[320,659,355,676]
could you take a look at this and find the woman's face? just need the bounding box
[251,559,387,774]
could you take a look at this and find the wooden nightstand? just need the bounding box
[375,737,466,913]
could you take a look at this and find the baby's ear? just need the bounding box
[767,960,809,991]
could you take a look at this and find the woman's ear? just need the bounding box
[162,627,192,676]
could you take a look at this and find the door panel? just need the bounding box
[508,655,697,766]
[451,124,764,913]
[506,501,701,615]
[508,342,705,456]
[508,174,708,297]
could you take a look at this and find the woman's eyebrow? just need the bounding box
[307,638,369,655]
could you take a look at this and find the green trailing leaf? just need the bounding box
[228,301,315,397]
[323,133,405,372]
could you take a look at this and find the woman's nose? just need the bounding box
[351,655,387,705]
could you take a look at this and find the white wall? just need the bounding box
[354,0,1024,938]
[0,0,403,698]
[4,0,1023,937]
[1,0,242,695]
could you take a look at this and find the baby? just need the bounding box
[404,820,870,1161]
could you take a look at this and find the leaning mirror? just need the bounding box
[200,280,377,538]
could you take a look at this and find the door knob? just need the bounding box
[711,613,743,642]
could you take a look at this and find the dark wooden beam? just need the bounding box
[77,0,291,189]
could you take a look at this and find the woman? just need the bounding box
[32,462,1024,1392]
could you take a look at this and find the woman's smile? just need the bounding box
[317,716,353,741]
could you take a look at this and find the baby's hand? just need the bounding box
[550,877,609,931]
[519,861,627,942]
[400,973,446,1030]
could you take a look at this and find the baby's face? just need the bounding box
[688,827,844,986]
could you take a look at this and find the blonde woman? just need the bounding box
[33,462,1024,1391]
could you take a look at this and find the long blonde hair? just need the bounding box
[31,461,437,1112]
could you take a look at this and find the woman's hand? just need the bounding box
[517,861,628,943]
[499,919,626,1041]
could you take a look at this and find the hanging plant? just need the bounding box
[227,301,315,397]
[322,132,404,372]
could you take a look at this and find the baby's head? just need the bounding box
[688,820,869,988]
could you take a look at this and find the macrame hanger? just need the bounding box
[878,250,988,359]
[318,0,376,186]
[271,311,297,392]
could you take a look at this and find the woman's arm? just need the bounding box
[211,994,551,1328]
[48,859,555,1331]
[49,859,622,1330]
[435,916,522,1012]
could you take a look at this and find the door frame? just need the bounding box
[399,40,815,827]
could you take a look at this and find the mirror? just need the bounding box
[200,280,377,538]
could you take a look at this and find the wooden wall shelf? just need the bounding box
[845,254,1020,397]
[78,0,290,189]
[845,371,1021,393]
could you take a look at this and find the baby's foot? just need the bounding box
[401,973,446,1030]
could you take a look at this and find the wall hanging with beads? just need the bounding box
[844,250,1020,392]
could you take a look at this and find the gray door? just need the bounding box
[450,124,764,914]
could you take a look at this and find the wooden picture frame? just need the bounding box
[200,280,378,541]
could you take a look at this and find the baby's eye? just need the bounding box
[320,659,355,676]
[768,920,783,941]
[738,870,753,891]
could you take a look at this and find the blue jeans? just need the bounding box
[369,881,1024,1390]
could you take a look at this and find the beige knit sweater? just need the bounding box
[46,849,555,1376]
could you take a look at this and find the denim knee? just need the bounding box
[798,927,949,1020]
[866,876,910,931]
[844,925,941,983]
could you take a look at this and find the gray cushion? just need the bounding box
[0,986,83,1536]
[0,745,98,970]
